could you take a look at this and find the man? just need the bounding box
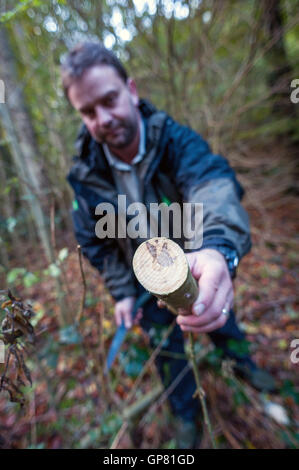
[62,42,275,448]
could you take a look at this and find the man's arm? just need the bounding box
[165,118,251,332]
[166,118,251,259]
[71,194,137,302]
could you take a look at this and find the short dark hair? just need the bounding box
[61,42,128,98]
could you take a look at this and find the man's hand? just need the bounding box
[176,249,234,334]
[114,296,143,329]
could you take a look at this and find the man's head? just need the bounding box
[61,42,140,152]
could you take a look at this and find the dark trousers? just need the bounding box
[139,291,255,421]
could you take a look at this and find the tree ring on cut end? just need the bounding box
[133,237,189,296]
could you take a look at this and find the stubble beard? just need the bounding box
[98,104,139,150]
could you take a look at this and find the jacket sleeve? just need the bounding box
[166,118,251,259]
[71,194,138,301]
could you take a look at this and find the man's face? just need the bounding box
[68,65,140,149]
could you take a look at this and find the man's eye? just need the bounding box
[84,109,95,117]
[106,95,117,105]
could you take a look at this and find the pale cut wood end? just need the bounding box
[133,237,188,296]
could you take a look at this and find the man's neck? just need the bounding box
[107,115,141,164]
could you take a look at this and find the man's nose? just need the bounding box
[95,105,112,128]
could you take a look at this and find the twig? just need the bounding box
[112,343,213,448]
[209,380,242,449]
[126,320,176,405]
[249,296,298,316]
[123,384,164,421]
[110,321,177,448]
[29,390,37,448]
[76,245,86,324]
[75,250,119,408]
[49,198,69,325]
[140,344,213,427]
[188,333,217,449]
[50,198,56,254]
[220,14,299,106]
[98,301,109,402]
[110,419,129,450]
[50,199,72,299]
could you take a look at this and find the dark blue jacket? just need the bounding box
[67,100,251,301]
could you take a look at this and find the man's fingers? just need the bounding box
[178,292,233,333]
[223,291,234,313]
[123,309,132,329]
[177,284,233,329]
[192,269,223,316]
[114,309,122,327]
[179,312,228,333]
[114,296,135,328]
[134,308,143,325]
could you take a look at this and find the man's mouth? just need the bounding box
[107,126,124,138]
[94,125,124,143]
[108,127,120,135]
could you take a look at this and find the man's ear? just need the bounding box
[127,78,139,106]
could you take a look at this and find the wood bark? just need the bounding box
[0,150,23,261]
[0,26,53,262]
[262,0,297,120]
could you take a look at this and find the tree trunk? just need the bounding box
[262,0,297,121]
[0,148,23,262]
[12,22,73,233]
[0,26,53,262]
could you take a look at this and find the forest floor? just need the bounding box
[0,140,298,449]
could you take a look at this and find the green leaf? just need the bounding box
[281,380,299,405]
[58,247,68,262]
[27,443,45,449]
[124,360,144,377]
[0,0,42,23]
[161,439,176,449]
[120,344,149,378]
[204,348,223,368]
[277,339,288,350]
[101,413,122,436]
[46,351,59,368]
[233,388,249,407]
[23,272,40,288]
[7,267,26,284]
[45,263,61,278]
[226,339,251,356]
[6,217,17,233]
[59,325,82,345]
[85,292,98,307]
[79,428,101,448]
[278,430,298,449]
[59,398,76,410]
[72,199,79,211]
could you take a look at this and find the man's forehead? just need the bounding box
[69,65,126,108]
[83,64,124,86]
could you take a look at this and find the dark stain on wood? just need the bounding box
[146,241,176,267]
[146,241,157,260]
[157,242,175,267]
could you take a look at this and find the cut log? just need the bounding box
[133,237,198,314]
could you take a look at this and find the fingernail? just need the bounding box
[194,303,205,316]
